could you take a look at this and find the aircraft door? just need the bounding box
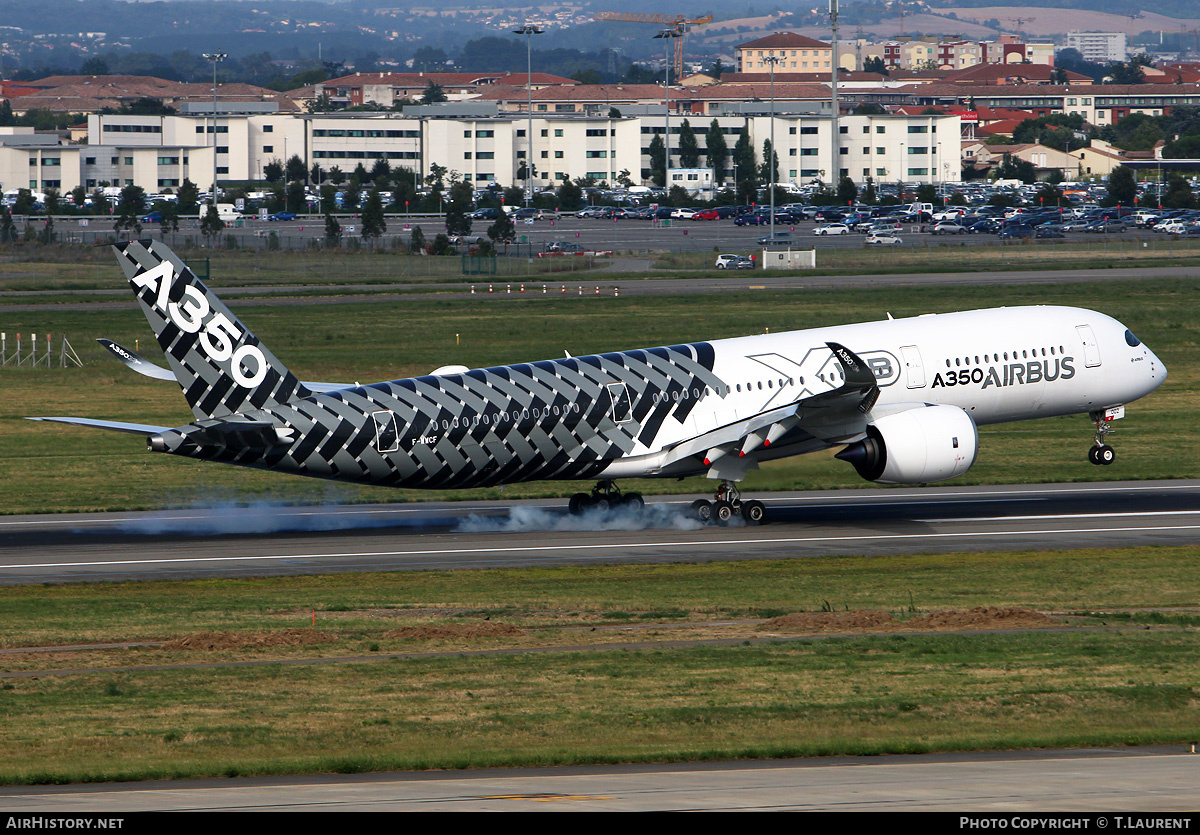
[606,382,633,423]
[900,345,926,389]
[372,410,399,453]
[1076,325,1102,368]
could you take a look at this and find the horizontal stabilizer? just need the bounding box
[27,416,170,435]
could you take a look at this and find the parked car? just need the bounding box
[757,231,795,246]
[469,208,501,220]
[997,225,1034,239]
[1034,228,1065,239]
[534,209,560,220]
[1059,219,1094,232]
[931,209,965,221]
[812,223,850,236]
[715,253,754,269]
[734,213,766,226]
[865,232,902,246]
[692,208,721,220]
[267,211,297,221]
[930,221,967,235]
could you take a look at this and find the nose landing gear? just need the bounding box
[1087,408,1120,466]
[691,481,766,526]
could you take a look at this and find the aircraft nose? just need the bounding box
[1143,343,1167,392]
[1152,347,1167,384]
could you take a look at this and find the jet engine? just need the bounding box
[835,405,978,485]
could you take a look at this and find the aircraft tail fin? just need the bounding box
[113,240,311,419]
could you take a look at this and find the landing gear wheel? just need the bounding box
[713,500,735,526]
[741,500,766,525]
[571,479,631,515]
[1088,410,1120,467]
[622,492,645,511]
[692,499,713,524]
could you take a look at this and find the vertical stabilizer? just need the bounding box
[113,240,311,419]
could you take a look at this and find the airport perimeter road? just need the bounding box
[2,265,1197,316]
[1,480,1197,585]
[2,746,1196,811]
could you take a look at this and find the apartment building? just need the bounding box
[0,128,83,194]
[735,33,834,73]
[861,36,1054,71]
[1065,32,1128,64]
[638,112,961,186]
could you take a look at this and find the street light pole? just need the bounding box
[202,52,226,209]
[830,0,840,181]
[764,55,781,246]
[655,28,683,191]
[513,24,543,207]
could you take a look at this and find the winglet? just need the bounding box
[97,338,176,381]
[824,341,881,414]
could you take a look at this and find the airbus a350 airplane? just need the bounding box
[32,240,1167,525]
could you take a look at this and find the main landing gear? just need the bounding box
[1088,411,1117,466]
[568,480,644,515]
[691,481,766,526]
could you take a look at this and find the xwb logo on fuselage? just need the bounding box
[131,261,269,389]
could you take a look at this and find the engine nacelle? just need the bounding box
[836,405,979,485]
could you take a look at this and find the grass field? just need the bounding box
[1,547,1198,784]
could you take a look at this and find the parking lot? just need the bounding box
[48,207,1164,256]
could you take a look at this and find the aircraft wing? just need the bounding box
[26,416,171,435]
[660,342,880,476]
[97,338,351,393]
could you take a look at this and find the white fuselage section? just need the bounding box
[600,305,1165,478]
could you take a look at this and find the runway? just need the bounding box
[2,746,1196,811]
[2,479,1198,585]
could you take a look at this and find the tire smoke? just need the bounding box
[454,502,703,533]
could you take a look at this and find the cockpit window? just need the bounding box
[1125,329,1141,347]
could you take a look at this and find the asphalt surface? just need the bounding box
[2,479,1197,586]
[2,746,1197,811]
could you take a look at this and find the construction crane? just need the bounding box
[999,17,1030,38]
[593,12,713,79]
